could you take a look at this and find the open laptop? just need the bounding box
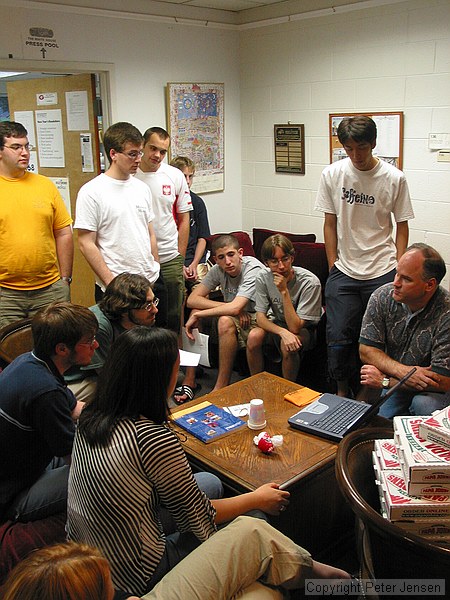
[288,367,417,443]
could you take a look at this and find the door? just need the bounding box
[6,73,101,307]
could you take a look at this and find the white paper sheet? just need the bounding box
[181,328,210,368]
[179,349,200,367]
[35,109,65,167]
[224,403,251,417]
[66,90,89,131]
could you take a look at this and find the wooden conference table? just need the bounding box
[171,372,354,556]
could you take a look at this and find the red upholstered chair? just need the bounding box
[252,227,316,262]
[206,231,255,261]
[0,514,67,586]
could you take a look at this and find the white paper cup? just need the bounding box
[247,398,266,430]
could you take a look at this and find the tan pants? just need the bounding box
[143,516,313,600]
[67,376,97,404]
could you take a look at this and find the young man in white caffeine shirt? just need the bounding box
[315,116,414,398]
[136,127,192,333]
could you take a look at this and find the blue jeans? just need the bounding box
[325,266,396,382]
[378,389,450,418]
[5,457,69,522]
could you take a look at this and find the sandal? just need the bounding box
[173,383,201,405]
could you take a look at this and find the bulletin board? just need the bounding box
[166,82,224,194]
[329,112,403,169]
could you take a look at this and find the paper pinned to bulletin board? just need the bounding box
[329,111,403,169]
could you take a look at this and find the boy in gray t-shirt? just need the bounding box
[247,235,322,382]
[177,234,263,399]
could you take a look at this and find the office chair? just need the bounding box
[0,318,33,365]
[335,427,450,598]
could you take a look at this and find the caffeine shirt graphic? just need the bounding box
[341,186,375,205]
[314,156,414,279]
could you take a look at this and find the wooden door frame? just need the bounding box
[0,58,115,127]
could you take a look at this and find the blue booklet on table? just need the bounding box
[172,401,246,444]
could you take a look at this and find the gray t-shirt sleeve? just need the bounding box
[295,279,322,324]
[255,270,271,314]
[235,259,263,301]
[200,264,223,292]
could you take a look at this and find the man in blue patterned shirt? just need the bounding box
[359,243,450,417]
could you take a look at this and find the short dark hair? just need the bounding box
[406,243,446,284]
[32,302,98,360]
[0,121,28,148]
[211,234,240,255]
[337,116,377,146]
[78,327,179,446]
[103,122,143,164]
[261,234,294,263]
[143,126,170,145]
[170,155,195,172]
[98,273,152,322]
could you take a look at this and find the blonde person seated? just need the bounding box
[2,526,350,600]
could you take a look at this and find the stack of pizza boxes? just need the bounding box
[372,410,450,544]
[419,406,450,449]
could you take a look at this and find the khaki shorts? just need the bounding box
[263,327,316,361]
[228,313,258,349]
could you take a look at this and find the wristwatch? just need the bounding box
[61,276,72,284]
[381,376,390,389]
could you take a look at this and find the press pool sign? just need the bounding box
[23,26,62,59]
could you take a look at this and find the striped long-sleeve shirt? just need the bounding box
[67,417,216,595]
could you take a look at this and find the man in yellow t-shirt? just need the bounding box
[0,121,73,328]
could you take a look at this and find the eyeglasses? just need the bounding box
[78,336,97,348]
[120,150,144,160]
[3,143,33,153]
[267,255,293,267]
[140,298,159,311]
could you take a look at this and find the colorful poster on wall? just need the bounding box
[167,82,224,194]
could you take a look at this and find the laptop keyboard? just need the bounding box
[311,400,367,434]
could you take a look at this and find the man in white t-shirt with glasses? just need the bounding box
[75,122,168,327]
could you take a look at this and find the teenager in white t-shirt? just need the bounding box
[136,127,192,334]
[315,116,414,397]
[75,122,168,323]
